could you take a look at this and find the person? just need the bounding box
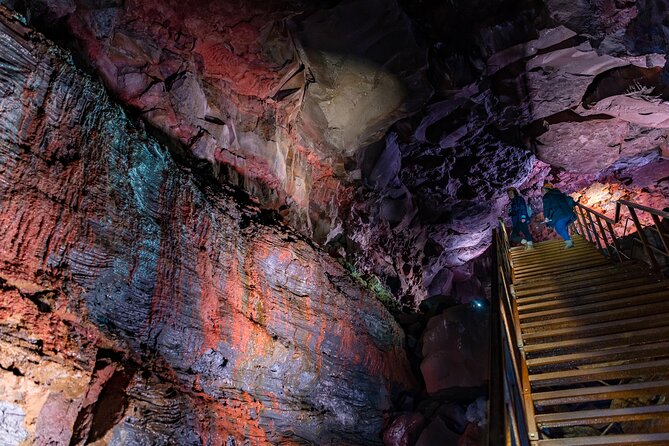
[507,187,534,249]
[542,181,577,248]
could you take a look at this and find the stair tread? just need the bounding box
[513,266,648,293]
[529,358,669,387]
[521,301,669,331]
[516,278,663,306]
[522,312,669,342]
[535,404,669,428]
[538,433,669,446]
[524,326,669,354]
[518,288,669,321]
[533,380,669,406]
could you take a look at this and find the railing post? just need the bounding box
[595,215,611,257]
[576,206,595,243]
[586,210,605,251]
[574,208,587,237]
[651,214,669,258]
[628,206,661,272]
[606,220,624,262]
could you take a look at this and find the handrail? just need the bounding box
[574,200,669,274]
[615,200,669,221]
[489,219,538,446]
[576,202,615,223]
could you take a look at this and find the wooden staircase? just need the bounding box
[510,235,669,444]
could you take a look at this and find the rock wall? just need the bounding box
[14,0,432,244]
[0,9,413,445]
[12,0,668,309]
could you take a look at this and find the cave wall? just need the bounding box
[1,0,668,443]
[0,9,413,444]
[11,0,432,245]
[10,0,668,308]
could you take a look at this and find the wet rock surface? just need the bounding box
[0,10,413,444]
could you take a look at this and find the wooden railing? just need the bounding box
[489,219,538,446]
[574,200,669,274]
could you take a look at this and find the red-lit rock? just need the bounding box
[0,10,413,444]
[22,0,431,247]
[382,412,425,446]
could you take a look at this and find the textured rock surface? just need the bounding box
[348,0,669,305]
[15,0,431,244]
[10,0,669,310]
[0,10,413,444]
[420,304,489,394]
[2,0,669,444]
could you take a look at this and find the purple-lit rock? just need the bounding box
[420,304,490,394]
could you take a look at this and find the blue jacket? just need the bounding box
[543,189,576,227]
[509,195,528,225]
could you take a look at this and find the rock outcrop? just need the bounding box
[0,10,413,444]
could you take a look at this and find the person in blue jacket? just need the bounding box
[507,187,534,248]
[542,181,577,248]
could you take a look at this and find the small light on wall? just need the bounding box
[470,299,487,310]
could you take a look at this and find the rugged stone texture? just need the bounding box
[0,10,413,444]
[12,0,669,311]
[348,0,669,305]
[420,304,489,394]
[2,1,668,443]
[16,0,431,245]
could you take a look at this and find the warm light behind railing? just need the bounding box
[573,200,669,274]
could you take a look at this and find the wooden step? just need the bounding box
[533,380,669,406]
[511,246,599,262]
[513,258,612,279]
[511,247,597,262]
[513,253,607,270]
[535,404,669,428]
[522,301,669,332]
[518,288,669,322]
[515,274,655,303]
[510,235,587,250]
[513,263,647,291]
[538,433,669,445]
[523,312,669,343]
[524,326,669,355]
[529,359,669,388]
[526,341,669,371]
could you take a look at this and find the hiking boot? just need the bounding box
[564,239,574,249]
[525,241,534,250]
[520,239,528,245]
